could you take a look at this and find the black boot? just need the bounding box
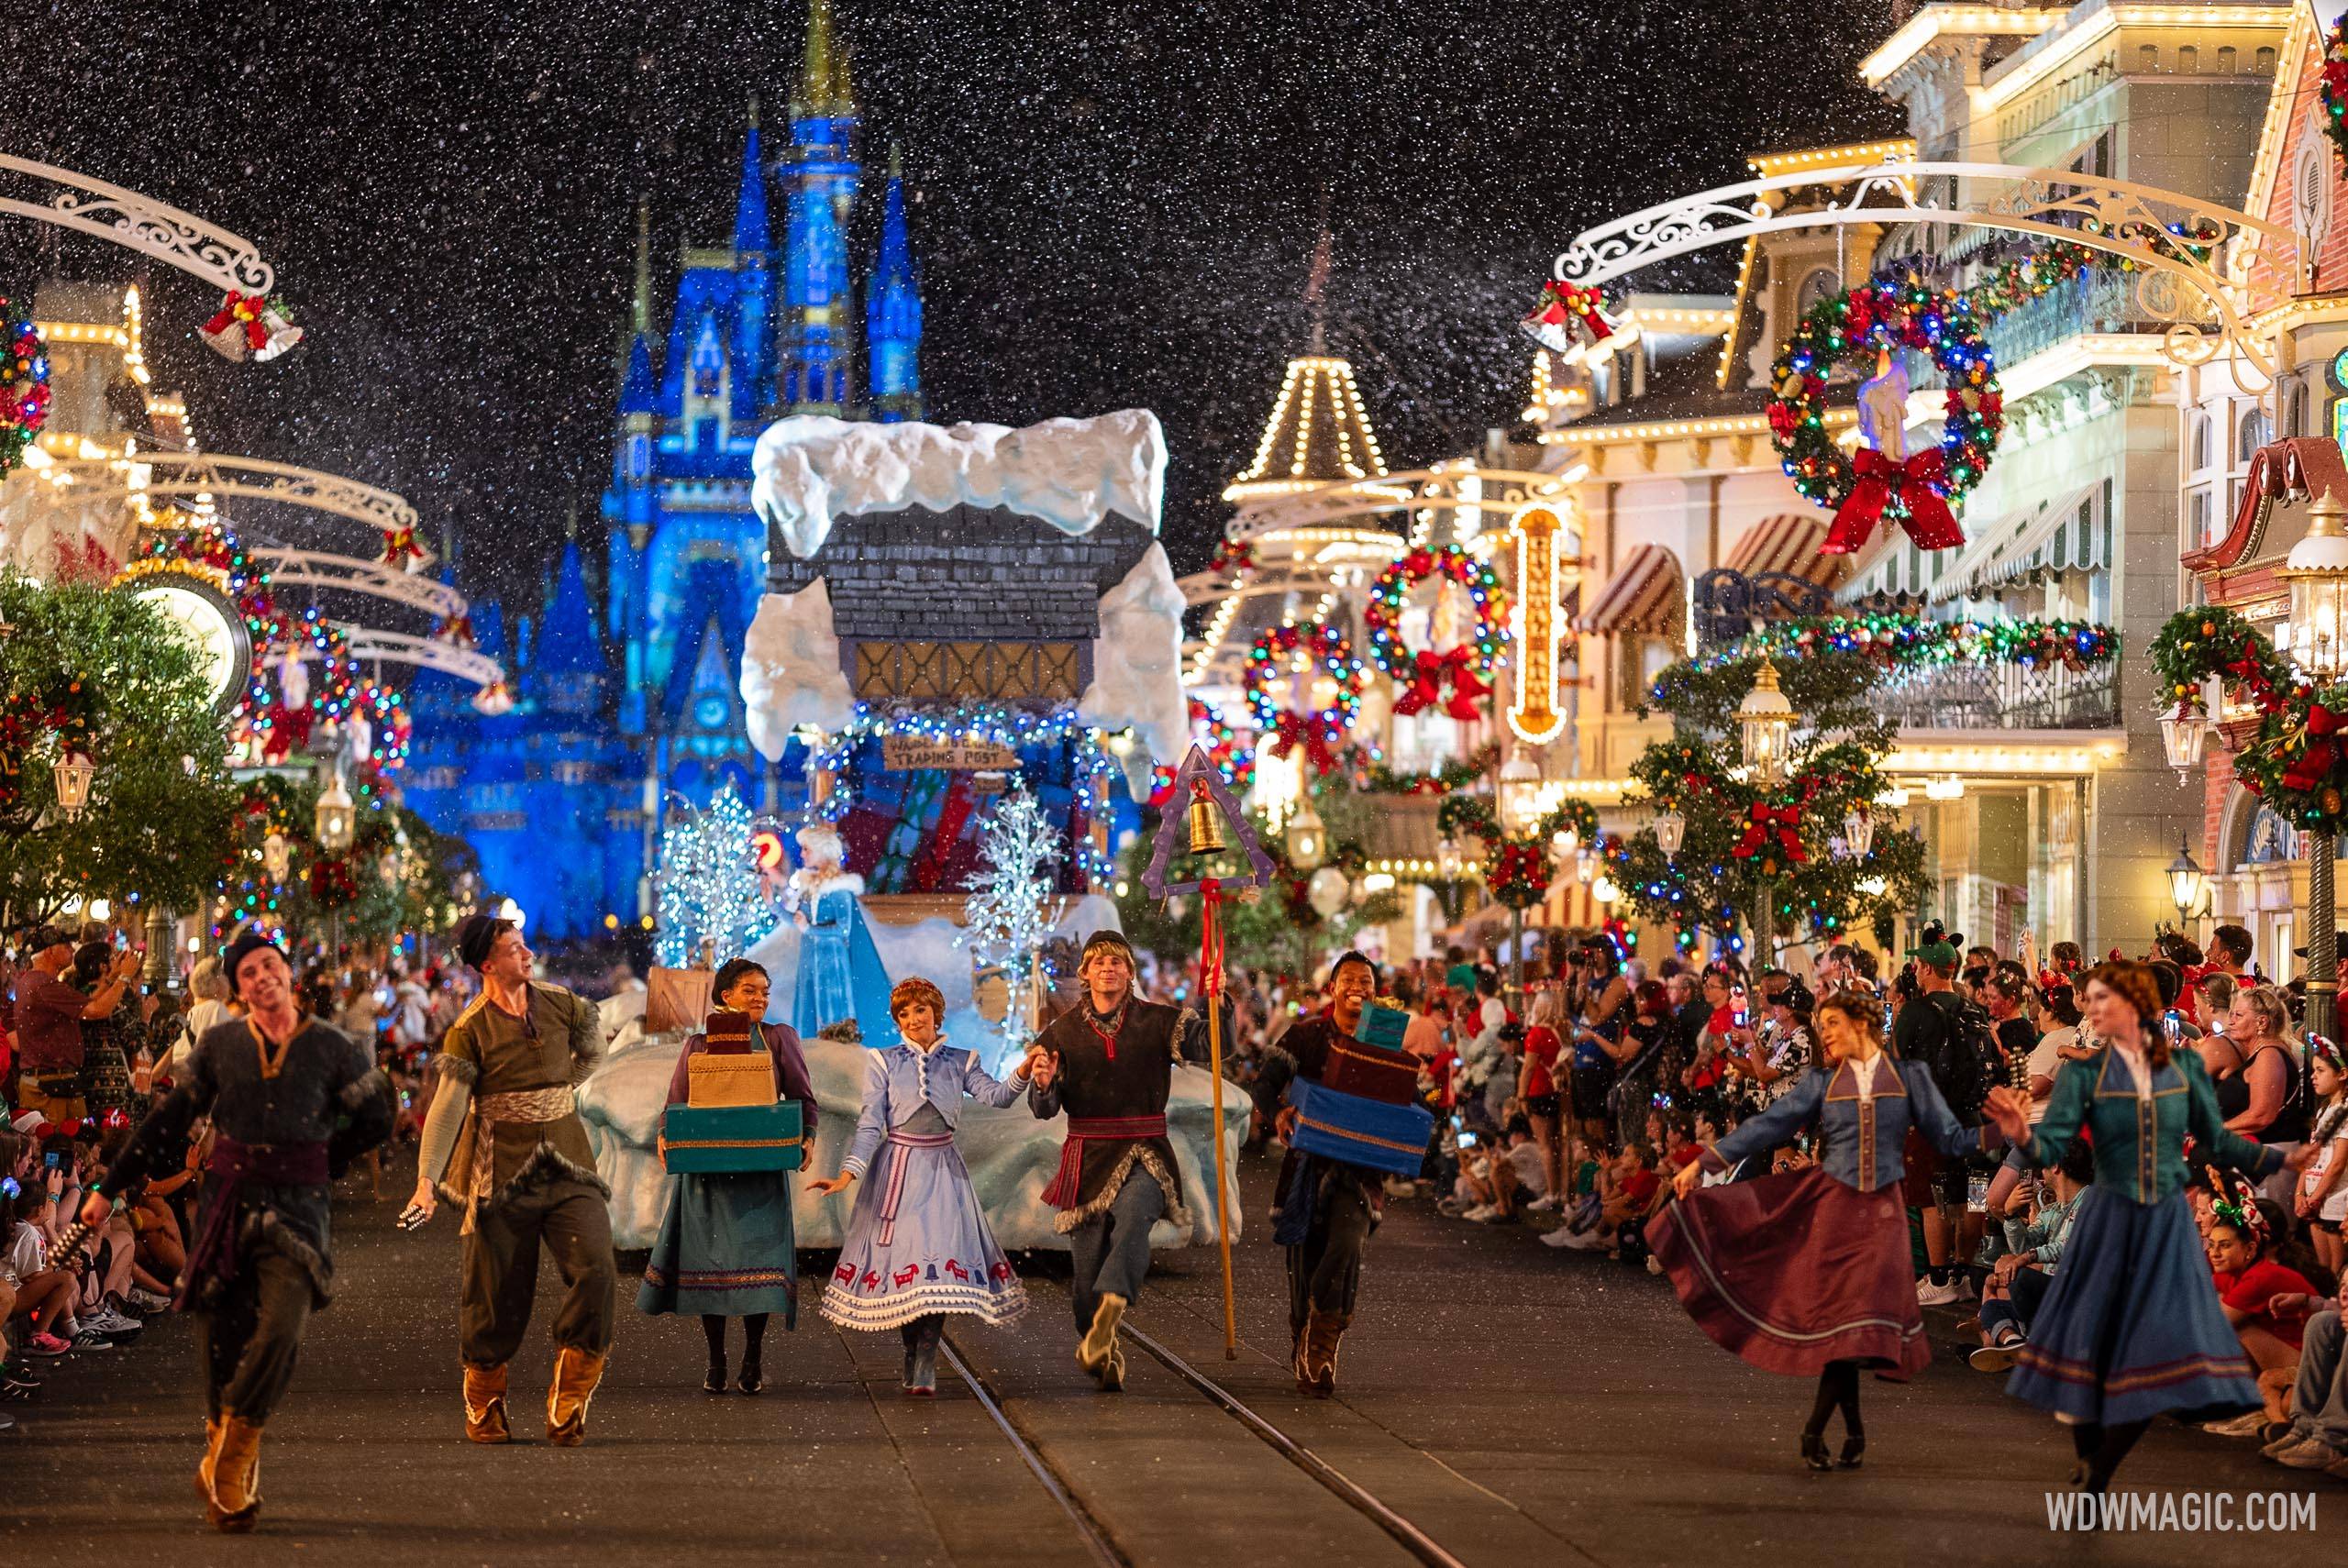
[703,1353,728,1396]
[905,1317,943,1397]
[1800,1431,1832,1471]
[1837,1433,1866,1469]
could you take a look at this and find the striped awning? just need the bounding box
[1576,543,1683,634]
[1724,513,1847,589]
[1932,484,2106,602]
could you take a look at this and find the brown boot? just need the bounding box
[209,1415,264,1532]
[546,1346,607,1447]
[1299,1308,1350,1398]
[195,1417,222,1508]
[462,1363,511,1444]
[1292,1320,1315,1396]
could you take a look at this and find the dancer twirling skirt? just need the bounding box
[1649,988,1985,1470]
[638,958,820,1395]
[1981,958,2284,1495]
[810,977,1032,1393]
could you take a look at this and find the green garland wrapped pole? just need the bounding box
[1438,793,1599,1005]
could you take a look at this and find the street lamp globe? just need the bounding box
[1736,657,1795,786]
[52,753,95,821]
[2159,698,2211,785]
[2165,833,2206,921]
[1285,800,1326,872]
[1654,809,1686,858]
[1842,807,1874,858]
[1435,836,1464,882]
[314,771,357,853]
[1498,754,1545,834]
[2284,491,2348,682]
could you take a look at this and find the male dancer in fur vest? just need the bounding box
[89,931,393,1530]
[1026,930,1204,1389]
[408,913,616,1445]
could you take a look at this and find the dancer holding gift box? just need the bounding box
[1272,953,1434,1397]
[637,958,819,1396]
[808,977,1035,1395]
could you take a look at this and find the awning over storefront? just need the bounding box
[1931,484,2104,602]
[1576,543,1683,633]
[1723,513,1845,590]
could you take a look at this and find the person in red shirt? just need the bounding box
[11,925,141,1123]
[2207,1188,2319,1431]
[1520,988,1566,1210]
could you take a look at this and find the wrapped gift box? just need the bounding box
[1321,1038,1423,1106]
[1354,1002,1411,1053]
[1285,1078,1434,1177]
[687,1050,778,1108]
[662,1101,805,1175]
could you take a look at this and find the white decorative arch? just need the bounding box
[1552,160,2297,384]
[337,629,505,689]
[30,450,423,540]
[256,549,465,619]
[1,153,277,294]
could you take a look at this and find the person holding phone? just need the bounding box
[10,925,139,1123]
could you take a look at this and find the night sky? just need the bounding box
[10,0,1899,616]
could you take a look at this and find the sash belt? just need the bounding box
[469,1085,578,1202]
[877,1130,956,1245]
[181,1136,329,1309]
[1039,1115,1168,1210]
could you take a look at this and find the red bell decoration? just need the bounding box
[201,292,303,363]
[1519,281,1617,354]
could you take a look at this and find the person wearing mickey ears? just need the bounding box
[407,912,615,1448]
[88,929,393,1531]
[1025,928,1208,1390]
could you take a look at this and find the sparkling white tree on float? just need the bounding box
[958,778,1063,1055]
[653,783,774,967]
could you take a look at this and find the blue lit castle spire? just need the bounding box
[404,0,928,940]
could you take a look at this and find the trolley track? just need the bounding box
[940,1317,1471,1568]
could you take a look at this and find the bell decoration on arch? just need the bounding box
[200,291,304,363]
[1519,281,1617,354]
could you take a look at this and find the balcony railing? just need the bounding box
[1865,657,2120,732]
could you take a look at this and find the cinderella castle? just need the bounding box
[403,0,923,939]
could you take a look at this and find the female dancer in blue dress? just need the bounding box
[1652,988,1987,1469]
[806,977,1036,1394]
[1982,958,2285,1496]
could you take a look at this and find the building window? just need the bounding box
[2238,407,2270,463]
[2137,44,2159,72]
[2218,45,2236,74]
[2334,393,2348,461]
[2190,489,2210,544]
[2190,413,2211,471]
[2296,140,2333,252]
[2257,47,2277,73]
[2176,45,2198,74]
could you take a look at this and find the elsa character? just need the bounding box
[790,823,897,1048]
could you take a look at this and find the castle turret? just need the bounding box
[730,104,776,419]
[867,142,923,424]
[778,0,859,414]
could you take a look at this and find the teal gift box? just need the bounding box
[1354,1001,1411,1052]
[661,1102,805,1175]
[1285,1078,1434,1177]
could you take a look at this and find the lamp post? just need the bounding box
[2284,491,2348,1038]
[2165,834,2206,933]
[1736,658,1797,965]
[1435,835,1465,924]
[1654,808,1686,863]
[1496,755,1547,1007]
[315,769,356,966]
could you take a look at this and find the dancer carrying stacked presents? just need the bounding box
[1652,987,1988,1470]
[810,977,1034,1393]
[1026,930,1205,1391]
[408,913,618,1447]
[1981,957,2287,1497]
[91,931,394,1530]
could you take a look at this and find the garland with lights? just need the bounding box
[1345,740,1501,796]
[2148,606,2348,832]
[2320,17,2348,177]
[1,301,50,480]
[1957,226,2222,321]
[1767,275,2002,556]
[221,769,403,926]
[814,701,1117,886]
[1244,624,1366,774]
[1361,544,1508,722]
[1435,792,1600,911]
[1148,697,1255,806]
[1687,613,2118,679]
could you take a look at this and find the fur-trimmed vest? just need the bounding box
[433,983,606,1217]
[1028,998,1192,1234]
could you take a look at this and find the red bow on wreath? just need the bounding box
[381,525,425,570]
[2280,702,2347,793]
[1271,711,1340,775]
[1393,647,1492,722]
[1822,448,1967,556]
[1731,803,1808,863]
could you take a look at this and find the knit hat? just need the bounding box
[221,930,288,997]
[1080,929,1135,966]
[452,912,510,970]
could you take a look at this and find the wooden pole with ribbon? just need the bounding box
[1141,745,1279,1364]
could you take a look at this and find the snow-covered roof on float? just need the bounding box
[750,409,1167,559]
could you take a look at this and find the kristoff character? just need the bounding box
[1026,929,1203,1390]
[407,913,616,1446]
[88,930,394,1530]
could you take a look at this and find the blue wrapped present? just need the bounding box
[1354,1001,1410,1052]
[661,1102,805,1174]
[1285,1078,1434,1177]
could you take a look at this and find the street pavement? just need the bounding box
[2,1148,2335,1566]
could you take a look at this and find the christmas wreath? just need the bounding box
[1436,792,1601,911]
[0,302,50,480]
[1347,740,1501,796]
[2323,17,2348,176]
[2148,607,2348,831]
[1245,624,1365,774]
[1207,536,1256,582]
[1767,276,2001,556]
[1362,545,1508,722]
[1148,697,1254,805]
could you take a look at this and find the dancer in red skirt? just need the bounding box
[1648,989,1987,1469]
